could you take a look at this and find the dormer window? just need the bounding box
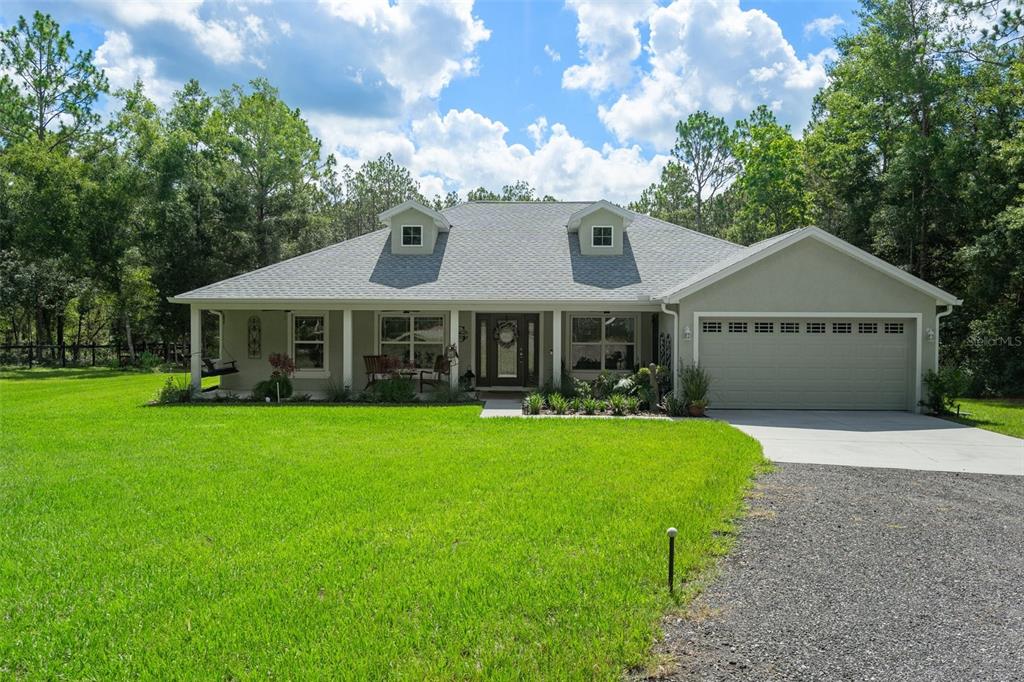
[401,225,423,246]
[592,226,613,247]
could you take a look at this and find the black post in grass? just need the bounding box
[667,527,677,592]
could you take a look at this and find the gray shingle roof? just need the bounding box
[172,202,747,303]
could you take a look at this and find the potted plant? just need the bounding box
[679,364,712,417]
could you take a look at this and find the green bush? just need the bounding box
[609,393,628,416]
[679,365,712,405]
[137,351,163,371]
[922,367,968,414]
[427,383,473,404]
[664,394,687,417]
[592,371,620,399]
[581,397,602,415]
[366,377,417,403]
[154,376,194,404]
[571,377,592,400]
[325,380,351,403]
[624,395,640,414]
[252,375,294,402]
[568,397,584,413]
[548,393,569,415]
[524,392,544,415]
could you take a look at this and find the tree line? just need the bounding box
[1,1,1021,394]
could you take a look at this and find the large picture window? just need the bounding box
[291,314,328,375]
[379,314,445,369]
[570,314,636,372]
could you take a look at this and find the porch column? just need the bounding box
[342,308,353,389]
[449,309,460,389]
[551,310,562,389]
[189,304,202,392]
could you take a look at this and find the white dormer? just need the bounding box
[378,200,451,255]
[566,200,634,256]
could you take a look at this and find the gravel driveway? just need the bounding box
[646,463,1024,681]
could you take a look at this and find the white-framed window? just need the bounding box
[806,322,826,334]
[702,321,722,333]
[858,322,878,334]
[401,224,423,246]
[884,322,904,334]
[728,321,748,333]
[570,314,637,372]
[592,225,613,247]
[378,312,445,370]
[832,322,852,334]
[780,322,800,333]
[754,321,774,333]
[290,312,329,377]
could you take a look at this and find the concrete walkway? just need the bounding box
[479,395,524,418]
[712,409,1023,476]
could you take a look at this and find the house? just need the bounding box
[169,199,961,411]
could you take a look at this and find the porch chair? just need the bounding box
[363,354,392,388]
[419,355,451,393]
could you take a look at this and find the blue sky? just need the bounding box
[2,0,859,201]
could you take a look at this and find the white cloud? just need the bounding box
[804,14,844,38]
[309,108,668,204]
[278,19,293,36]
[319,0,490,103]
[544,44,561,62]
[105,0,249,64]
[561,0,654,94]
[94,30,177,107]
[575,0,832,148]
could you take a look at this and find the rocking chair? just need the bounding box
[419,355,451,393]
[201,358,239,377]
[364,354,393,388]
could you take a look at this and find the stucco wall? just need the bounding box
[577,207,625,256]
[389,206,439,255]
[674,238,944,410]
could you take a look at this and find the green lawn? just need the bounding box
[0,369,764,679]
[949,397,1024,439]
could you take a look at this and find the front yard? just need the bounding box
[949,397,1024,439]
[0,370,763,678]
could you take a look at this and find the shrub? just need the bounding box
[427,383,473,403]
[548,393,569,415]
[325,380,351,403]
[571,377,592,400]
[679,364,712,405]
[664,394,687,417]
[252,375,294,402]
[624,395,640,414]
[922,367,968,414]
[154,376,194,404]
[609,393,628,416]
[592,371,620,399]
[524,392,544,415]
[581,397,602,415]
[137,351,163,371]
[568,397,584,413]
[367,377,417,403]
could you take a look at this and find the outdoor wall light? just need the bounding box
[926,328,935,342]
[683,326,692,340]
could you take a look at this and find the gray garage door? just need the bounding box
[698,318,912,409]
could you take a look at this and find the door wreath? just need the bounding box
[493,321,518,350]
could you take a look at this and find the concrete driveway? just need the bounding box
[711,410,1023,476]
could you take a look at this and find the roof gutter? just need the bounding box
[935,304,954,369]
[660,302,680,399]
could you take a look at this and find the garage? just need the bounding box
[697,317,915,410]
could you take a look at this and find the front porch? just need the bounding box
[188,305,668,397]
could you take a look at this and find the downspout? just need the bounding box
[935,304,953,370]
[660,302,680,398]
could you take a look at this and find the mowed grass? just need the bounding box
[949,397,1024,439]
[0,370,764,679]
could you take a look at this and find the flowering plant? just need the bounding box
[269,353,295,378]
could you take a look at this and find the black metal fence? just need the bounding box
[0,341,191,369]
